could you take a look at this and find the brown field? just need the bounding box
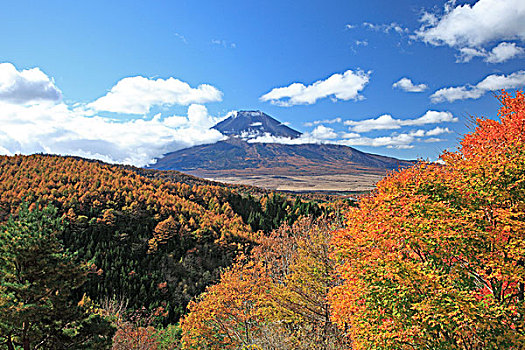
[204,173,385,192]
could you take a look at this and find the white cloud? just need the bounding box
[311,125,338,140]
[406,111,458,125]
[338,127,448,149]
[246,133,324,145]
[246,127,339,145]
[416,0,525,63]
[260,69,370,106]
[185,103,219,128]
[363,22,408,34]
[392,77,428,92]
[0,100,225,166]
[424,126,452,136]
[344,110,457,132]
[0,63,227,166]
[424,137,445,143]
[409,129,426,137]
[341,132,360,139]
[407,127,451,137]
[247,128,446,149]
[355,40,368,46]
[338,133,416,149]
[345,24,356,29]
[485,42,525,63]
[416,0,525,47]
[245,119,452,150]
[245,124,449,150]
[211,39,236,48]
[174,32,188,44]
[419,12,438,27]
[477,71,525,90]
[304,117,342,127]
[0,63,61,104]
[345,114,401,132]
[430,86,485,103]
[456,47,488,62]
[88,76,223,114]
[431,70,525,103]
[457,42,525,63]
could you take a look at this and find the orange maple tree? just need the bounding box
[329,91,525,349]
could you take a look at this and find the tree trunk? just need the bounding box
[6,336,15,350]
[22,321,30,350]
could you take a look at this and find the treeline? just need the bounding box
[227,193,325,232]
[133,166,334,231]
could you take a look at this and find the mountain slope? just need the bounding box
[153,137,413,176]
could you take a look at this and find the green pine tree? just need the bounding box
[0,204,114,350]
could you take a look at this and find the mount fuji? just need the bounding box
[150,111,414,192]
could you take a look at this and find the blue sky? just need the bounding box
[0,0,524,166]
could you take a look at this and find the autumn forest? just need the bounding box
[1,91,525,349]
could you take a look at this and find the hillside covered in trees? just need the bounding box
[0,154,326,348]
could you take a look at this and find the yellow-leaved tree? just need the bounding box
[181,216,350,349]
